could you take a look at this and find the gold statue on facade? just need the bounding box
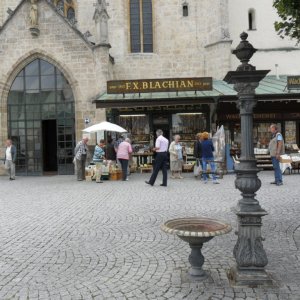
[29,0,39,36]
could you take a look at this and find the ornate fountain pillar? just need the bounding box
[224,32,273,286]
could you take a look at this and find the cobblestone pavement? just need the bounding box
[0,171,299,300]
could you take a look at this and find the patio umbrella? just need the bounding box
[82,121,127,133]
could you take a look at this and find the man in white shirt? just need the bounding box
[4,139,17,180]
[145,129,169,187]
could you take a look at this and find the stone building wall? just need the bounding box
[0,0,109,174]
[0,0,20,26]
[1,1,233,81]
[107,0,225,80]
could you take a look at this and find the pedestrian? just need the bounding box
[93,139,106,163]
[169,135,184,179]
[74,137,89,181]
[105,138,117,163]
[268,124,284,186]
[194,132,203,161]
[145,129,169,187]
[194,132,203,178]
[4,139,17,180]
[201,132,219,184]
[117,138,133,181]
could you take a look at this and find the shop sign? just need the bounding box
[107,77,212,94]
[219,113,283,121]
[287,76,300,89]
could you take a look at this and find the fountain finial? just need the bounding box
[233,32,257,71]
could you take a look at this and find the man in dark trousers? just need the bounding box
[145,129,169,187]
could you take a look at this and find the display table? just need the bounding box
[139,166,153,173]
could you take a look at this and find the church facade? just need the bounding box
[0,0,299,175]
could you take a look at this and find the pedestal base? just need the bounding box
[229,266,274,287]
[30,27,40,37]
[188,266,206,277]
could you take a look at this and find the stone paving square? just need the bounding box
[0,171,299,300]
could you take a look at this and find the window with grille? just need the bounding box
[130,0,153,53]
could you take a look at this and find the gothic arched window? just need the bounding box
[67,7,75,24]
[129,0,153,53]
[54,0,76,24]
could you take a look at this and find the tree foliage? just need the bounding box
[273,0,300,43]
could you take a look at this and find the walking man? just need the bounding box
[268,124,284,186]
[145,129,169,187]
[74,137,89,181]
[4,139,17,180]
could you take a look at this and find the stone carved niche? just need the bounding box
[93,0,110,44]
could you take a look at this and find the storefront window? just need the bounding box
[253,123,281,148]
[285,121,296,146]
[171,113,206,134]
[171,112,207,155]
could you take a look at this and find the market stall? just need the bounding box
[82,121,127,181]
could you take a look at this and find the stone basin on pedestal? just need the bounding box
[161,217,232,277]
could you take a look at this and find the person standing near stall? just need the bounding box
[117,138,133,181]
[268,124,284,186]
[169,135,184,179]
[105,138,117,164]
[194,132,203,178]
[93,139,106,163]
[145,129,169,187]
[201,132,219,184]
[74,137,89,181]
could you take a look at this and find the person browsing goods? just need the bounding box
[145,129,169,187]
[268,124,284,186]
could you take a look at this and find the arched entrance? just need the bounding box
[7,58,75,175]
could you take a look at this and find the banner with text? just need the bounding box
[107,77,213,94]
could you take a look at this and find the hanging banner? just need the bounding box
[107,77,213,94]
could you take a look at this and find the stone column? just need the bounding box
[224,32,273,286]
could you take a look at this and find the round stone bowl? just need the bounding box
[161,217,232,277]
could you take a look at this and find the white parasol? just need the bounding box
[82,121,127,133]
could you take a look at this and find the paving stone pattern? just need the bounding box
[0,171,299,300]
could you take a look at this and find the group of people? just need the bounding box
[2,124,285,188]
[169,131,220,184]
[145,129,220,186]
[74,129,221,187]
[74,136,133,182]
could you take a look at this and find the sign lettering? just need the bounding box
[287,76,300,89]
[107,77,213,94]
[219,113,282,121]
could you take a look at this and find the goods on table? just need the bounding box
[109,164,122,180]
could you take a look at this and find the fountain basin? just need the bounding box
[161,217,232,277]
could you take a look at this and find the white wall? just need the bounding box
[228,0,300,75]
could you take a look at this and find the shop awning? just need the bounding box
[93,76,300,108]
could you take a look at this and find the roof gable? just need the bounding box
[0,0,93,48]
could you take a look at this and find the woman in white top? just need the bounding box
[169,135,184,179]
